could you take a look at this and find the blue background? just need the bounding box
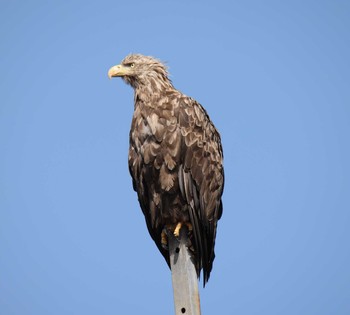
[1,1,349,314]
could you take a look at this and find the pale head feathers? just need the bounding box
[120,54,173,92]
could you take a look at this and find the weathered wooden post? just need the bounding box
[168,226,201,315]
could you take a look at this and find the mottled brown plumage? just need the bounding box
[108,54,224,285]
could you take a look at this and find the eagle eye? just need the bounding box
[123,62,135,68]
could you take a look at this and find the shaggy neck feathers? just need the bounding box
[126,70,174,102]
[124,71,174,94]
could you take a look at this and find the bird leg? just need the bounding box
[162,222,193,249]
[174,222,193,237]
[173,222,182,237]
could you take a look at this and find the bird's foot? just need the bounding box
[173,222,193,237]
[173,222,182,237]
[162,223,193,249]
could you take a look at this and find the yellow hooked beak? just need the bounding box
[108,64,128,79]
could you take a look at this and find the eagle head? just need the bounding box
[108,54,171,90]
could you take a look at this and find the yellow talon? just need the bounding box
[174,222,182,237]
[173,222,193,237]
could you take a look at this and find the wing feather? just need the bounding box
[177,97,224,285]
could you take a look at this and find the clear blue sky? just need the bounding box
[1,1,349,314]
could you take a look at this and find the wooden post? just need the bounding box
[168,226,201,315]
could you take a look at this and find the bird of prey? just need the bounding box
[108,54,224,285]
